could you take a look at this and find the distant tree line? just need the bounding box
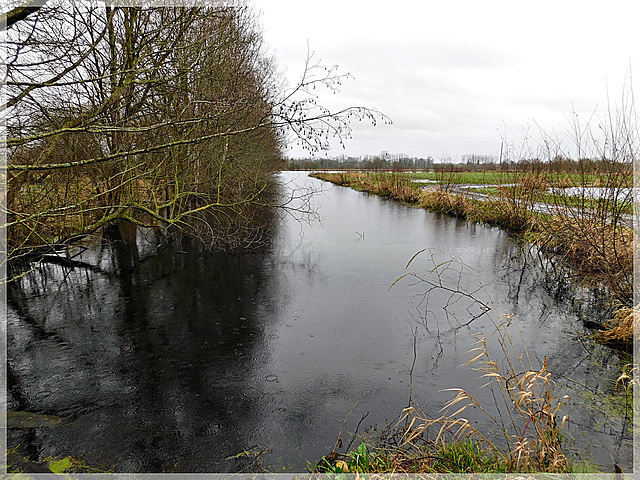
[286,154,435,171]
[287,152,631,174]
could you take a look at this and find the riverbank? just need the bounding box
[313,325,572,474]
[310,320,634,475]
[310,171,634,344]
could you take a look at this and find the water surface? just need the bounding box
[6,172,631,472]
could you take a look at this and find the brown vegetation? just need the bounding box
[313,171,421,203]
[312,168,635,343]
[316,322,570,474]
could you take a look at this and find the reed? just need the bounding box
[316,320,571,474]
[311,172,421,203]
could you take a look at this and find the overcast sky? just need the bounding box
[251,1,639,160]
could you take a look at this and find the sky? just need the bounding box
[251,1,639,160]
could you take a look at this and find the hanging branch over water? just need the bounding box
[391,248,493,331]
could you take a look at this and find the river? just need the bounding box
[6,171,632,472]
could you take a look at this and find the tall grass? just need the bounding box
[310,171,421,204]
[316,320,570,474]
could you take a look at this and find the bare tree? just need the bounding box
[2,0,389,275]
[0,0,45,30]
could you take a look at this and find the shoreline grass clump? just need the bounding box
[315,321,571,474]
[596,305,637,345]
[418,187,536,233]
[529,216,633,302]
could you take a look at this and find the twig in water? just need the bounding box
[345,411,370,452]
[224,445,259,460]
[331,390,370,454]
[407,326,418,410]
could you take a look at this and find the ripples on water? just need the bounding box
[6,172,632,472]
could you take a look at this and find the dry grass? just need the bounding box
[596,305,638,344]
[316,321,571,474]
[311,172,422,203]
[417,188,473,217]
[388,321,569,473]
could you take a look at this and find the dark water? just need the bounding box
[6,172,632,472]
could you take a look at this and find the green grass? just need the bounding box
[539,191,633,214]
[314,440,510,474]
[465,186,633,214]
[407,171,521,184]
[428,440,509,473]
[399,171,632,188]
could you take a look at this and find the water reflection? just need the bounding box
[8,233,275,471]
[6,172,631,472]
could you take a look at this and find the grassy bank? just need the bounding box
[314,171,423,204]
[311,171,634,344]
